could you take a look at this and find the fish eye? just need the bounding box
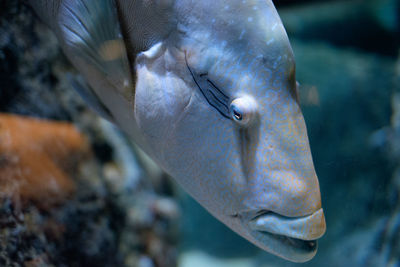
[232,106,243,121]
[230,96,258,126]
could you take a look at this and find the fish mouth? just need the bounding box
[262,231,318,255]
[246,208,326,262]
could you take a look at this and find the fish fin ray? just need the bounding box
[68,74,115,122]
[31,1,60,26]
[58,0,134,102]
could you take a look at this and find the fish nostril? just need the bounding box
[230,213,240,218]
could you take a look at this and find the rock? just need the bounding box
[0,1,180,266]
[0,113,89,210]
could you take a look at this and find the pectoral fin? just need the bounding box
[67,74,114,122]
[58,0,134,101]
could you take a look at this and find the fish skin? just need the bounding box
[31,0,326,262]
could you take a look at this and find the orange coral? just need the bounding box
[0,113,91,210]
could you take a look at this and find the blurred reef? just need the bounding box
[0,0,399,266]
[0,1,179,266]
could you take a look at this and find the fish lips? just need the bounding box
[250,208,326,240]
[245,208,326,262]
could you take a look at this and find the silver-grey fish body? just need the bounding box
[31,0,326,262]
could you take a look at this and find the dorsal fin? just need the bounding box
[31,1,61,27]
[57,0,134,101]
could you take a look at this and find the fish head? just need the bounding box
[134,0,325,262]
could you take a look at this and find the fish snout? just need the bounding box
[239,207,326,262]
[272,170,322,217]
[249,208,326,241]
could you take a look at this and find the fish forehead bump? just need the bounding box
[176,0,296,98]
[176,0,292,56]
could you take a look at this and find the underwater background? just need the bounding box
[0,0,399,266]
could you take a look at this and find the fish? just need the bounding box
[31,0,326,262]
